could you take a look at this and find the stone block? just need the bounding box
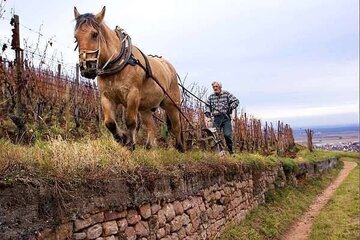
[127,210,141,225]
[104,236,116,240]
[156,227,166,239]
[139,203,151,219]
[86,224,102,240]
[104,210,127,221]
[102,221,118,236]
[135,221,150,237]
[157,209,167,227]
[151,204,161,214]
[173,201,184,215]
[117,218,128,232]
[182,199,192,211]
[124,227,136,240]
[73,232,86,240]
[170,215,183,232]
[177,227,186,239]
[75,212,104,231]
[163,203,176,221]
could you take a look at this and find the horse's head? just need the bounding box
[74,7,106,79]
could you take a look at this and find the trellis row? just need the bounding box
[0,58,296,154]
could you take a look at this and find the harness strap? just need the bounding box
[135,47,153,78]
[97,27,132,77]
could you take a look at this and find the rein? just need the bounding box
[136,49,194,128]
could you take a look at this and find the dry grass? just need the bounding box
[0,138,343,180]
[0,137,223,180]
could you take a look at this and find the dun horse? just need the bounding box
[73,7,184,152]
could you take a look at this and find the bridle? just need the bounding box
[75,26,133,79]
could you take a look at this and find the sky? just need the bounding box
[0,0,359,128]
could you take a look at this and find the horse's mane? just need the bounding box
[75,13,100,31]
[75,13,109,44]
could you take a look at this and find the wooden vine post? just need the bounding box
[305,129,314,152]
[10,14,26,138]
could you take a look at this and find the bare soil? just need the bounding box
[281,161,358,240]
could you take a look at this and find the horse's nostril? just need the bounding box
[86,61,97,69]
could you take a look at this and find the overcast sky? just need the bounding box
[0,0,358,127]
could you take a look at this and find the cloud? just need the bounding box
[250,103,359,119]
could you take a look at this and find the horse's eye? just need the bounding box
[91,32,98,39]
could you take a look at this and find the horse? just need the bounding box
[73,6,184,152]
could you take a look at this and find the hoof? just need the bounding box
[114,133,128,145]
[176,144,185,153]
[126,142,136,151]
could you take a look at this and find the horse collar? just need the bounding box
[97,27,133,77]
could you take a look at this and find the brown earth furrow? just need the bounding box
[282,161,357,240]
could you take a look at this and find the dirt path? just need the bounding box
[282,161,358,240]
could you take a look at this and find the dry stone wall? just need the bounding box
[0,158,338,240]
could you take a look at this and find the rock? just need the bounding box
[102,221,118,236]
[75,212,104,231]
[151,204,161,214]
[86,224,102,240]
[72,232,86,240]
[163,203,176,221]
[157,209,167,227]
[173,201,184,215]
[182,199,192,211]
[127,210,141,225]
[135,221,150,237]
[170,215,183,232]
[104,210,127,221]
[139,203,152,219]
[124,227,136,240]
[117,218,128,232]
[156,227,166,239]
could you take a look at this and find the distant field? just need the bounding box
[294,124,359,145]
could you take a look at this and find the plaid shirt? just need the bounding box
[205,90,239,116]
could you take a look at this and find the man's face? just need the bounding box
[212,83,221,94]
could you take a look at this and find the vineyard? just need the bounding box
[0,13,299,156]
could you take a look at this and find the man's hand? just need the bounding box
[205,112,211,118]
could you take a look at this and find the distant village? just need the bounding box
[315,141,360,152]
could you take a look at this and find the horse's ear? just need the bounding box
[74,7,80,19]
[95,6,106,23]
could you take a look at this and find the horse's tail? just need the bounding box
[166,114,172,134]
[166,113,184,147]
[179,113,185,148]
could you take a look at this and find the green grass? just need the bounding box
[310,155,360,240]
[220,167,341,240]
[219,152,359,240]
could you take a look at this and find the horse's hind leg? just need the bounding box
[101,97,127,144]
[140,110,157,149]
[161,101,184,152]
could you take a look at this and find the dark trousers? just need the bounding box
[213,115,233,154]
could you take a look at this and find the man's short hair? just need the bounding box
[211,81,222,88]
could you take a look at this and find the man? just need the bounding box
[204,81,239,154]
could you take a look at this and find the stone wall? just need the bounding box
[0,158,338,240]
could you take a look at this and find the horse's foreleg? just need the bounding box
[125,88,140,150]
[140,110,157,149]
[101,97,127,144]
